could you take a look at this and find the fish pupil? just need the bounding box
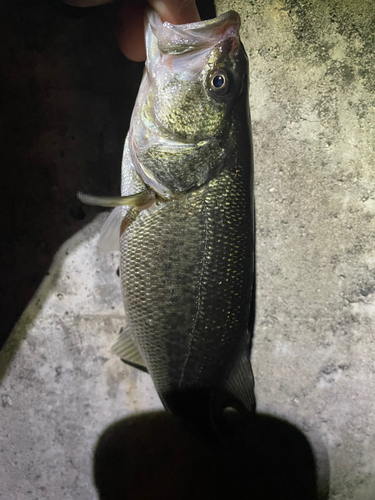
[213,75,225,88]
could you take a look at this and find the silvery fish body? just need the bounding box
[105,10,255,426]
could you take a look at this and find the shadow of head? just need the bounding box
[93,411,319,500]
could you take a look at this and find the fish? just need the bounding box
[78,9,255,429]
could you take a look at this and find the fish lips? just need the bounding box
[149,10,241,56]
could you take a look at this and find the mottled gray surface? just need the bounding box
[216,0,375,499]
[1,0,375,499]
[0,215,161,500]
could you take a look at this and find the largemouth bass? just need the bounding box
[79,9,255,428]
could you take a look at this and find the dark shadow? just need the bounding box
[0,0,216,356]
[0,0,143,354]
[94,411,322,500]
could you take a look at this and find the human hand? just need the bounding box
[63,0,200,61]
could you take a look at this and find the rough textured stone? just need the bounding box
[1,1,374,499]
[216,0,375,498]
[0,215,161,500]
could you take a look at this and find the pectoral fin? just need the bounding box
[97,206,122,252]
[80,189,155,252]
[112,326,148,373]
[97,206,140,252]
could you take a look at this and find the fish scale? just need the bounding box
[120,156,254,416]
[79,9,255,426]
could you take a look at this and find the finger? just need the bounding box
[116,2,147,62]
[62,0,148,62]
[63,0,201,62]
[117,0,200,62]
[63,0,200,23]
[148,0,200,24]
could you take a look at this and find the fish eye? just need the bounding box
[213,74,225,88]
[209,70,229,96]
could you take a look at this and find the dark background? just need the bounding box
[0,0,217,351]
[1,0,136,350]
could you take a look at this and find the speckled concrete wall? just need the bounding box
[217,1,375,498]
[217,1,375,499]
[1,1,374,499]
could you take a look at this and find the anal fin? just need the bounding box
[112,326,148,373]
[225,343,255,412]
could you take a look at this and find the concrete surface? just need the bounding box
[0,215,161,500]
[1,0,375,499]
[217,1,375,499]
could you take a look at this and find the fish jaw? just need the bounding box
[127,10,245,197]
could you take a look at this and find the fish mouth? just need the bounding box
[148,9,241,56]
